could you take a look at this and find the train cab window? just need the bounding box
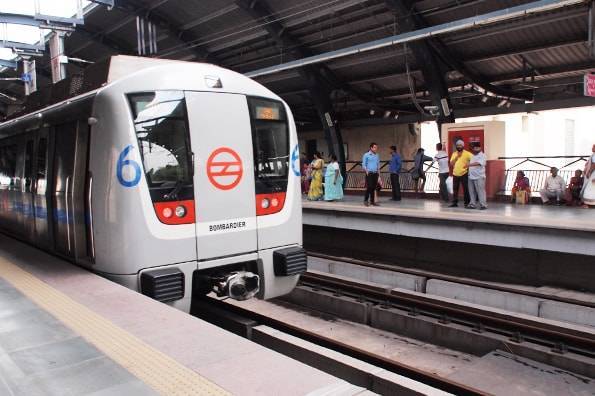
[36,138,48,194]
[248,98,289,193]
[0,145,17,190]
[128,91,193,202]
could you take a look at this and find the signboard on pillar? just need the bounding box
[23,60,37,96]
[584,74,595,97]
[49,32,66,83]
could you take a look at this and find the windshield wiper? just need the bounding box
[163,180,184,200]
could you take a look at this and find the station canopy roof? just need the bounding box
[1,0,595,128]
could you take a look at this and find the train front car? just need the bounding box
[91,57,305,311]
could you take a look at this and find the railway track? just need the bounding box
[193,296,488,396]
[300,271,595,358]
[308,252,595,309]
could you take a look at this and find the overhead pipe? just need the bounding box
[246,0,586,78]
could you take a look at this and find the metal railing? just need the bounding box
[343,160,440,193]
[340,155,591,195]
[499,155,589,194]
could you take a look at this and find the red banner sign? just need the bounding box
[584,74,595,97]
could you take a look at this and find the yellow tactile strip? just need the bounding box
[0,258,230,396]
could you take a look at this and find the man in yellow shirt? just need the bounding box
[449,139,473,207]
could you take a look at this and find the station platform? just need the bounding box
[302,197,595,292]
[303,196,595,256]
[0,234,356,396]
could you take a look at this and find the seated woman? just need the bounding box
[511,170,531,203]
[565,169,584,206]
[324,155,343,201]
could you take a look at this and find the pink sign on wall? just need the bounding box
[584,74,595,97]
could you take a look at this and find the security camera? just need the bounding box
[424,105,440,116]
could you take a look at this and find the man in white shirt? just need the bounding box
[467,142,487,210]
[540,167,566,205]
[433,143,450,202]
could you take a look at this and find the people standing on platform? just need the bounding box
[448,140,472,208]
[300,153,310,195]
[511,170,531,204]
[307,152,324,201]
[539,167,565,205]
[581,144,595,207]
[434,143,450,202]
[411,148,433,194]
[324,155,343,201]
[389,145,402,201]
[362,142,380,207]
[467,142,487,210]
[565,170,584,206]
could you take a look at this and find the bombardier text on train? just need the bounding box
[0,56,307,311]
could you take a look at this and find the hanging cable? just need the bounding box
[404,43,430,117]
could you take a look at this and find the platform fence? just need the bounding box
[499,155,589,195]
[339,155,590,195]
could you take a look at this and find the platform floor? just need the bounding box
[303,196,595,232]
[0,234,356,396]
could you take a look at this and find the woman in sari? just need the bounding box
[581,144,595,207]
[307,152,324,200]
[324,155,343,201]
[511,170,531,203]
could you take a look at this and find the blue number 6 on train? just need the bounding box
[117,145,142,188]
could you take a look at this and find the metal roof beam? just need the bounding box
[207,0,369,54]
[245,0,586,78]
[236,0,347,176]
[0,41,45,52]
[111,0,211,60]
[72,25,136,55]
[0,60,17,69]
[0,12,83,28]
[384,0,454,127]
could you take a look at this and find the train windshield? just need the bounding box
[248,97,289,193]
[128,91,194,202]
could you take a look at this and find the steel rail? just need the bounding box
[301,272,595,355]
[307,252,595,309]
[200,296,488,396]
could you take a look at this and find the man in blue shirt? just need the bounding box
[388,145,402,201]
[362,142,380,206]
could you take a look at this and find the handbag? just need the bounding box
[515,190,527,205]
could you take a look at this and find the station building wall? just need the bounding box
[298,123,422,163]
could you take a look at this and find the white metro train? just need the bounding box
[0,56,306,311]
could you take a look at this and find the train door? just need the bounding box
[33,129,51,249]
[21,137,35,240]
[51,121,91,261]
[185,92,258,260]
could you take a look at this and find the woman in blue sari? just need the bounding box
[324,155,343,201]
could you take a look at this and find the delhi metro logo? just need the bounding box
[206,147,243,190]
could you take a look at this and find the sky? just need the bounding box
[0,0,90,60]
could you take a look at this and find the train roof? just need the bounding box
[0,56,281,135]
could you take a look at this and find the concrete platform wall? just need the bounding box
[304,225,595,293]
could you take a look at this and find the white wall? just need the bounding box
[422,106,595,169]
[299,123,420,162]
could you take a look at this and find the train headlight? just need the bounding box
[271,198,279,207]
[162,207,173,218]
[261,198,270,209]
[175,205,187,218]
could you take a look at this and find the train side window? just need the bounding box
[128,91,194,202]
[36,138,48,194]
[24,140,34,193]
[0,145,17,190]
